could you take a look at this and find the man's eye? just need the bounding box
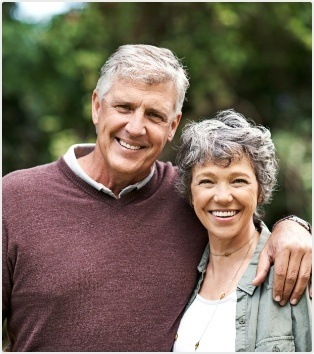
[116,105,131,112]
[146,112,165,122]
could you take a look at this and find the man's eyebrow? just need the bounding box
[146,107,166,115]
[110,98,134,105]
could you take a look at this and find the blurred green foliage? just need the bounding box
[2,2,312,225]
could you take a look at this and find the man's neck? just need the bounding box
[77,149,153,198]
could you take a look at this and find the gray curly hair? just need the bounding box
[175,109,279,219]
[95,44,189,113]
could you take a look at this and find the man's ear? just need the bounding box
[167,113,182,142]
[92,90,101,126]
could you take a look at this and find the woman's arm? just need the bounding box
[291,286,312,352]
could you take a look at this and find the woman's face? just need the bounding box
[190,155,260,241]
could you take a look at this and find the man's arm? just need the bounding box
[252,216,312,306]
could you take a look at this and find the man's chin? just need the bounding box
[111,163,151,182]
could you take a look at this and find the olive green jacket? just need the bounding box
[184,223,312,352]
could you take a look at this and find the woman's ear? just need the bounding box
[189,192,194,207]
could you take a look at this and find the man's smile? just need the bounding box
[117,138,142,150]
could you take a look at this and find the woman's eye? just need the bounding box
[199,179,213,185]
[233,179,248,185]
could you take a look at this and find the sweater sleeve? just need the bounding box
[2,214,11,324]
[291,287,312,352]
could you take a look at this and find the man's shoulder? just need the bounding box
[155,160,178,177]
[153,160,190,204]
[3,160,60,191]
[153,160,182,193]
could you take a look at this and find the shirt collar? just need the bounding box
[63,143,155,199]
[237,222,270,295]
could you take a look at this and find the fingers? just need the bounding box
[272,249,312,306]
[252,248,272,286]
[272,248,290,304]
[287,251,312,305]
[253,248,311,305]
[265,219,312,305]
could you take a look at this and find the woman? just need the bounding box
[173,109,311,352]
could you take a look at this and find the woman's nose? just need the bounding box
[213,185,233,203]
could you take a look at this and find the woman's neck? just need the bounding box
[199,227,259,300]
[208,222,257,256]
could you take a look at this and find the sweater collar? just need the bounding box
[57,156,170,206]
[63,143,155,199]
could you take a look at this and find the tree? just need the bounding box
[2,2,311,224]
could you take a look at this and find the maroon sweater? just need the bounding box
[2,158,208,352]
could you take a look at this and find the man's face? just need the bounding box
[92,78,181,184]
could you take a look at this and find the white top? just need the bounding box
[63,143,155,199]
[173,292,237,352]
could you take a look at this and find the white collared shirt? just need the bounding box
[63,143,155,199]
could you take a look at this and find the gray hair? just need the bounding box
[175,109,279,219]
[95,44,189,113]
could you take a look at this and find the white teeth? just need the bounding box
[119,139,141,150]
[212,211,237,217]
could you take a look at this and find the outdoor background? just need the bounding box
[2,2,312,226]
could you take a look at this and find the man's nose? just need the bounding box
[125,111,146,136]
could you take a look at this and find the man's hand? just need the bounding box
[252,220,312,306]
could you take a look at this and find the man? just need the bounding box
[2,44,311,351]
